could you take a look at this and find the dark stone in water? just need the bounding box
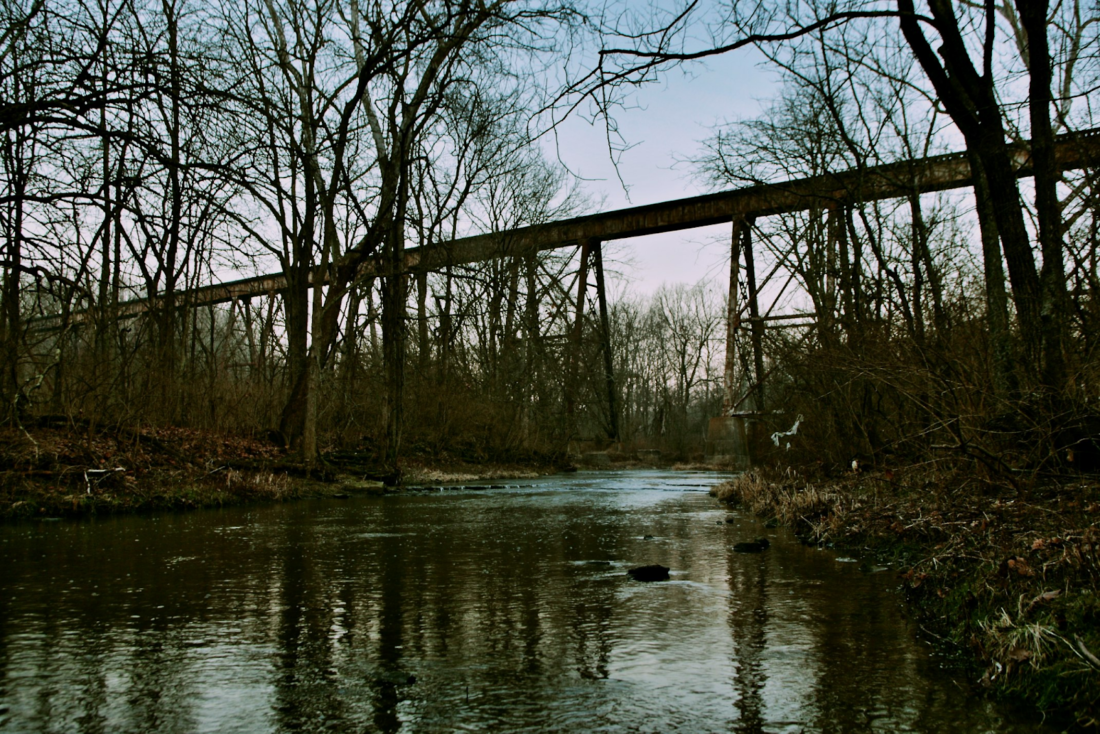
[725,517,736,524]
[373,671,417,686]
[332,493,350,500]
[627,564,670,582]
[586,560,612,566]
[733,538,771,553]
[642,534,656,540]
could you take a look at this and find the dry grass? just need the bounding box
[711,465,1100,728]
[403,467,542,484]
[711,470,850,539]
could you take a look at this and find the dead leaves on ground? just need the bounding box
[1000,556,1035,578]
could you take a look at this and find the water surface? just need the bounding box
[0,470,1048,732]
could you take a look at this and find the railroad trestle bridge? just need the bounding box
[37,130,1100,465]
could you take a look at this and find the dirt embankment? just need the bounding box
[712,467,1100,730]
[0,422,564,519]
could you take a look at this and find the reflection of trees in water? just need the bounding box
[123,615,199,731]
[563,513,622,682]
[0,516,224,733]
[804,566,894,732]
[342,497,623,726]
[723,544,935,733]
[726,553,769,734]
[3,493,1025,733]
[801,559,965,732]
[66,631,113,734]
[364,537,406,734]
[519,582,544,678]
[570,594,612,680]
[272,516,351,731]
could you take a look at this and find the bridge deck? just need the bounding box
[38,129,1100,325]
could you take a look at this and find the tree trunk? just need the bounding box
[969,150,1017,395]
[382,220,407,471]
[898,0,1043,375]
[278,250,313,448]
[416,270,429,372]
[1018,0,1068,394]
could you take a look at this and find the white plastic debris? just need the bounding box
[771,414,803,450]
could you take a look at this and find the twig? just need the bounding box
[1076,636,1100,670]
[1050,631,1100,672]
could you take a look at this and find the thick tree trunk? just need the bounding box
[382,223,407,470]
[975,137,1043,365]
[1018,0,1068,394]
[910,193,946,334]
[156,0,184,418]
[969,151,1017,396]
[416,270,429,372]
[278,253,313,449]
[898,0,1044,376]
[1,160,23,419]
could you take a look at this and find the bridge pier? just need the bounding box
[706,415,752,470]
[592,241,619,441]
[565,239,590,421]
[722,213,745,415]
[567,238,620,442]
[713,212,762,468]
[722,212,765,415]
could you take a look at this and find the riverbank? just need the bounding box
[711,467,1100,729]
[0,422,567,520]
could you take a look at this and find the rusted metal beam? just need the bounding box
[591,240,619,442]
[742,219,766,413]
[33,129,1100,330]
[400,128,1099,273]
[723,213,747,413]
[565,240,592,420]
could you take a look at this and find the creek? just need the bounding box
[0,470,1050,732]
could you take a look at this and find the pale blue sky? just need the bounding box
[546,47,780,295]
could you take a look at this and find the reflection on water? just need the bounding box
[0,470,1048,733]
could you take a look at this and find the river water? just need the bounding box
[0,470,1049,733]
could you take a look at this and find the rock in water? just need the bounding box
[733,538,771,553]
[627,564,670,581]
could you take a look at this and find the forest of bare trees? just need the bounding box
[0,0,737,471]
[2,0,1099,476]
[568,0,1100,475]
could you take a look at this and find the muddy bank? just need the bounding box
[711,467,1100,729]
[0,423,566,520]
